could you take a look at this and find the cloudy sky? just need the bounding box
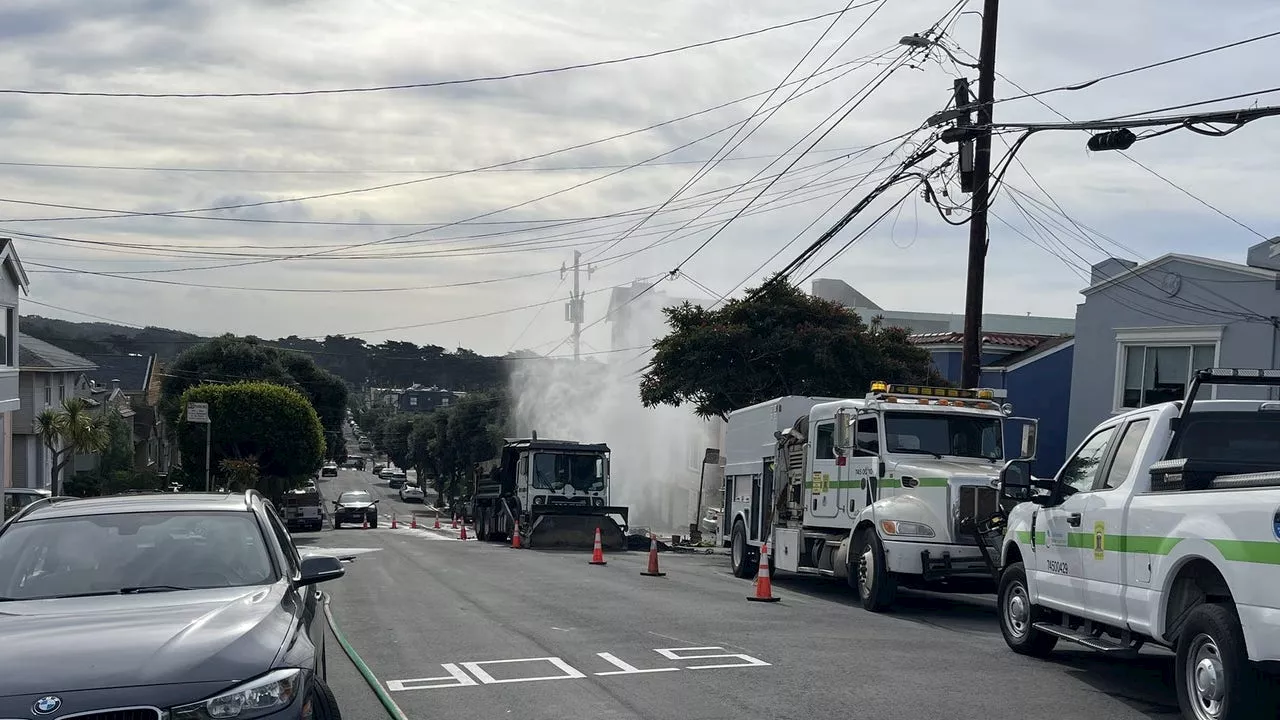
[0,0,1276,358]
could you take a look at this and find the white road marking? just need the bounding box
[594,653,680,676]
[654,646,770,670]
[461,657,586,684]
[386,664,476,691]
[298,547,382,557]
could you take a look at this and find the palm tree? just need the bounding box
[35,397,111,495]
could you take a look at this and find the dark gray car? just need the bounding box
[0,491,346,720]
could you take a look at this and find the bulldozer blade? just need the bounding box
[527,514,627,551]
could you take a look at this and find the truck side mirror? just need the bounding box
[999,459,1032,501]
[833,409,853,451]
[1004,417,1039,461]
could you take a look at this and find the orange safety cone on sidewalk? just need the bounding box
[747,543,780,602]
[433,511,441,530]
[459,523,468,541]
[410,514,418,529]
[451,515,459,530]
[511,521,522,549]
[390,514,398,529]
[641,533,665,577]
[588,527,607,566]
[361,515,368,530]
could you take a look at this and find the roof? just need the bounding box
[83,353,155,393]
[15,491,256,521]
[908,331,1052,349]
[18,333,97,372]
[0,238,30,294]
[982,335,1075,370]
[1083,252,1276,296]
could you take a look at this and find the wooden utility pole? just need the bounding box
[561,251,595,361]
[960,0,1000,389]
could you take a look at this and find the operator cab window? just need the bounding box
[855,415,879,454]
[814,422,835,460]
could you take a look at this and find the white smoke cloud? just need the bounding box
[508,284,723,536]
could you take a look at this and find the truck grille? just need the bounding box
[955,485,998,544]
[546,496,589,506]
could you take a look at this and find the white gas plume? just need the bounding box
[508,286,723,535]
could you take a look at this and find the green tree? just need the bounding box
[160,335,348,458]
[639,279,945,419]
[219,457,262,492]
[177,382,325,498]
[379,414,416,470]
[35,397,110,495]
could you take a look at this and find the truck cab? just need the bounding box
[996,368,1280,720]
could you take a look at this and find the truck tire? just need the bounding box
[997,562,1057,657]
[1175,603,1272,720]
[730,520,753,579]
[852,527,896,612]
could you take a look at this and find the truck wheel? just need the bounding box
[998,562,1057,657]
[730,520,753,579]
[852,527,896,612]
[1175,603,1270,720]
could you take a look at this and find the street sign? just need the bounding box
[186,402,210,423]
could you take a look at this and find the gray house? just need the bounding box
[13,333,97,490]
[0,239,30,490]
[1066,239,1280,449]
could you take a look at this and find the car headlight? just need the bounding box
[172,668,303,720]
[879,520,935,538]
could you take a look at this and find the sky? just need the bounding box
[0,0,1277,359]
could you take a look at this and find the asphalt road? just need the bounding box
[295,465,1184,720]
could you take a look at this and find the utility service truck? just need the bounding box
[471,434,631,551]
[723,383,1037,612]
[994,368,1280,720]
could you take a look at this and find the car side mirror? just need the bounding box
[833,409,853,451]
[298,555,345,587]
[999,459,1033,502]
[1004,418,1039,461]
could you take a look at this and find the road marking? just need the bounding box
[299,547,383,557]
[386,664,476,691]
[461,657,586,684]
[385,647,768,692]
[655,646,770,670]
[594,653,680,676]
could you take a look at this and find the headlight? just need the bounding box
[879,520,935,538]
[172,668,303,720]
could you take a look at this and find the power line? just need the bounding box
[0,8,877,99]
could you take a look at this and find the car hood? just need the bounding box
[0,584,292,695]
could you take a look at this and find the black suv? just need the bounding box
[0,491,346,720]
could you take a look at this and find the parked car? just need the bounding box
[2,487,51,521]
[332,490,378,529]
[0,490,346,719]
[320,462,338,478]
[399,483,425,503]
[371,463,386,477]
[380,468,407,489]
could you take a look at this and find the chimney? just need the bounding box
[111,379,120,391]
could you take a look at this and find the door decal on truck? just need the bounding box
[1093,521,1106,560]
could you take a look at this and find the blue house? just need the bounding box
[911,331,1075,478]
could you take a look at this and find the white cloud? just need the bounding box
[0,0,1276,355]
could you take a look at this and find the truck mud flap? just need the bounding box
[527,513,628,551]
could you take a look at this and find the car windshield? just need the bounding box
[531,452,606,492]
[882,411,1002,460]
[338,492,371,504]
[0,511,276,601]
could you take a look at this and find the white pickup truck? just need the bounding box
[994,368,1280,720]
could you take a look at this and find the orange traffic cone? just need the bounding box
[410,514,418,529]
[451,515,459,530]
[589,527,607,565]
[459,523,468,541]
[433,511,441,530]
[361,515,368,530]
[748,543,780,602]
[391,514,398,529]
[511,521,522,549]
[641,533,665,577]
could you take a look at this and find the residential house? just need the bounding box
[1067,239,1280,450]
[0,239,29,490]
[394,384,460,413]
[13,333,97,490]
[83,352,172,474]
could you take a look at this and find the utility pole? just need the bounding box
[561,251,595,361]
[960,0,1000,389]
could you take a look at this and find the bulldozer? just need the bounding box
[470,434,630,551]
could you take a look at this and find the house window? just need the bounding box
[408,396,418,406]
[1120,344,1216,408]
[43,385,51,406]
[58,384,65,402]
[1115,326,1223,410]
[0,307,8,365]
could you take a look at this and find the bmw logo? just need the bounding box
[32,696,61,716]
[1274,508,1280,540]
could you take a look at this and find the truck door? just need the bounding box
[1080,416,1151,627]
[1036,424,1120,616]
[847,413,880,518]
[756,458,775,541]
[808,419,840,520]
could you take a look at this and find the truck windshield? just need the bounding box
[883,411,1002,460]
[532,453,606,492]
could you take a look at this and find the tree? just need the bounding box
[35,397,110,495]
[177,382,325,498]
[639,279,945,419]
[219,457,261,492]
[160,335,348,457]
[379,414,416,470]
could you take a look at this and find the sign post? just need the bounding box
[186,402,212,491]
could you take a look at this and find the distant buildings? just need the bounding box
[371,384,462,413]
